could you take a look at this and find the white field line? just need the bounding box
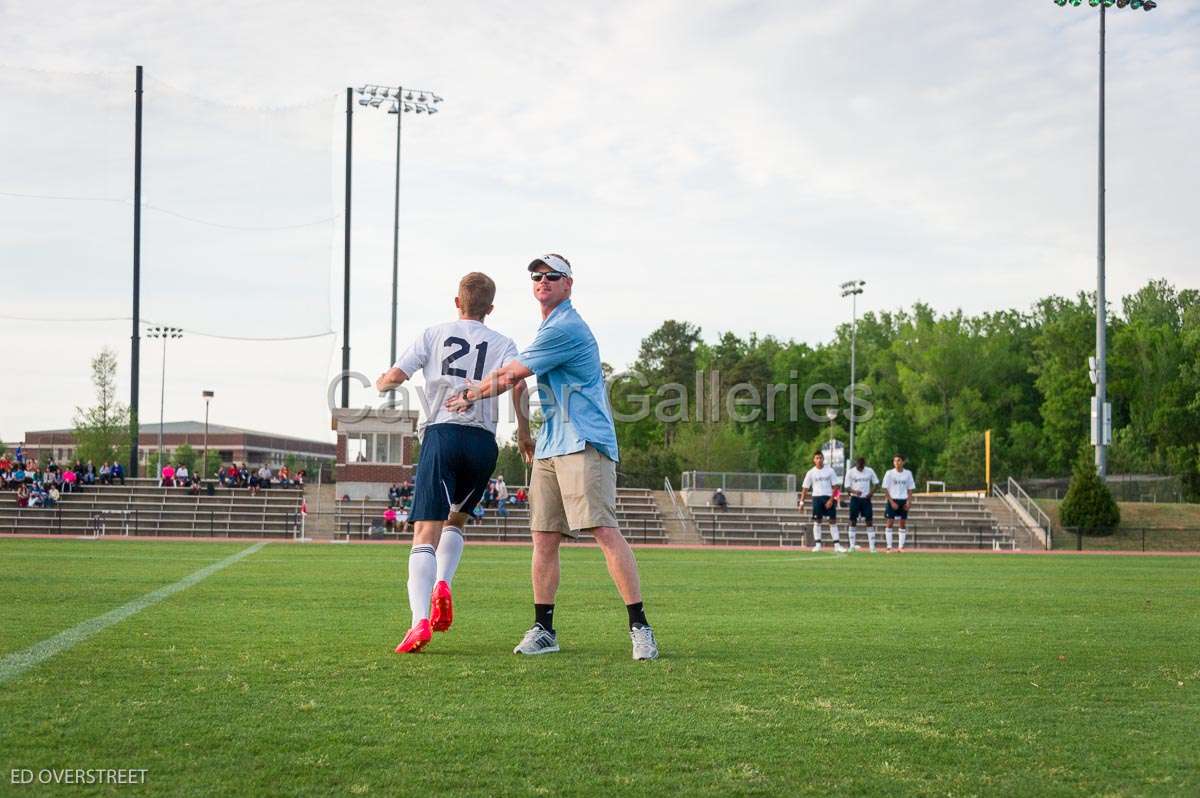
[0,542,267,685]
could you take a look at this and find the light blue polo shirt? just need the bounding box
[518,299,619,463]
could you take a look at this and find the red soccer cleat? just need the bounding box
[430,580,454,632]
[395,619,432,654]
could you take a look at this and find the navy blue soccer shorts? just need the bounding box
[810,495,837,521]
[849,495,873,526]
[410,423,499,522]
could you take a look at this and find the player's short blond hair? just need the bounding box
[459,272,496,318]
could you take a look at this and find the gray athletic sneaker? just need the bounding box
[513,624,559,655]
[630,625,659,661]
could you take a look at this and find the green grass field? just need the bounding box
[1,539,1197,797]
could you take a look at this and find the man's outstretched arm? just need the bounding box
[446,361,534,410]
[375,367,410,394]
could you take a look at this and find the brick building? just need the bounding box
[23,422,335,469]
[332,408,420,500]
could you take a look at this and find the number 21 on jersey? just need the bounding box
[441,337,488,380]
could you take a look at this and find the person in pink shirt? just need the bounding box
[161,463,176,488]
[384,506,399,534]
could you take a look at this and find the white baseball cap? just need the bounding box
[528,253,573,277]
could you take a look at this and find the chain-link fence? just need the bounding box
[1055,527,1200,552]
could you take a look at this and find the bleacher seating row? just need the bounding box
[0,478,303,539]
[333,487,667,544]
[689,494,1013,549]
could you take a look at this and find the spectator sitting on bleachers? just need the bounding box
[99,462,111,485]
[388,483,401,504]
[470,502,486,525]
[112,461,125,485]
[160,463,176,488]
[176,464,190,487]
[16,483,31,507]
[28,482,47,507]
[84,460,96,485]
[278,466,291,487]
[257,464,273,492]
[384,506,398,533]
[515,487,527,505]
[61,467,79,494]
[712,488,728,511]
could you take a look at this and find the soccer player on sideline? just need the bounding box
[882,454,917,552]
[843,456,880,553]
[445,253,659,661]
[800,451,843,553]
[375,272,533,654]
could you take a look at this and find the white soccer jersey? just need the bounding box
[844,466,879,497]
[882,468,916,500]
[802,465,838,497]
[394,319,519,436]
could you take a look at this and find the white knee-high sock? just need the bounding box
[436,526,464,585]
[867,527,876,550]
[885,528,894,549]
[848,527,857,548]
[408,544,437,626]
[899,529,907,549]
[812,522,821,544]
[831,524,840,543]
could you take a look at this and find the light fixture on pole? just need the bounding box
[202,390,214,481]
[1051,0,1157,475]
[353,82,444,404]
[840,280,866,467]
[145,326,182,480]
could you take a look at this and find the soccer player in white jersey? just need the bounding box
[882,453,917,552]
[375,272,533,653]
[800,451,843,553]
[844,456,880,553]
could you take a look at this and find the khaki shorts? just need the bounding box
[530,445,618,537]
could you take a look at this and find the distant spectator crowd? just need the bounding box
[2,447,126,509]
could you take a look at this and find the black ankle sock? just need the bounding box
[626,602,648,629]
[534,603,555,633]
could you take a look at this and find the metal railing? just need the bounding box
[996,477,1053,549]
[681,471,797,493]
[663,476,694,539]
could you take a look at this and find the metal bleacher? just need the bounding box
[0,478,303,539]
[333,487,667,544]
[689,493,1015,549]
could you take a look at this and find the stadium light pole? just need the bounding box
[353,83,444,401]
[840,280,866,467]
[202,390,214,480]
[341,88,353,409]
[146,326,182,479]
[1052,0,1158,476]
[130,65,144,478]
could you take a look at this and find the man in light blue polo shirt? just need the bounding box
[447,253,659,661]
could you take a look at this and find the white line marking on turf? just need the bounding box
[0,542,266,685]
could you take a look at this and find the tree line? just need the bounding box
[496,279,1199,497]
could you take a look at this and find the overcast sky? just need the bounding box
[2,0,1197,447]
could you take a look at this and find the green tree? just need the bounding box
[494,444,529,486]
[1059,449,1120,534]
[1030,295,1097,475]
[203,449,222,480]
[73,348,131,466]
[173,443,197,472]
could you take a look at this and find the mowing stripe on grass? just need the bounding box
[0,542,267,685]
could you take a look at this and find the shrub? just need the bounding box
[1060,450,1121,534]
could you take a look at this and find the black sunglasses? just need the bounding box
[530,271,566,282]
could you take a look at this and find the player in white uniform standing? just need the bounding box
[376,272,533,653]
[882,454,917,552]
[843,456,880,553]
[800,451,843,553]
